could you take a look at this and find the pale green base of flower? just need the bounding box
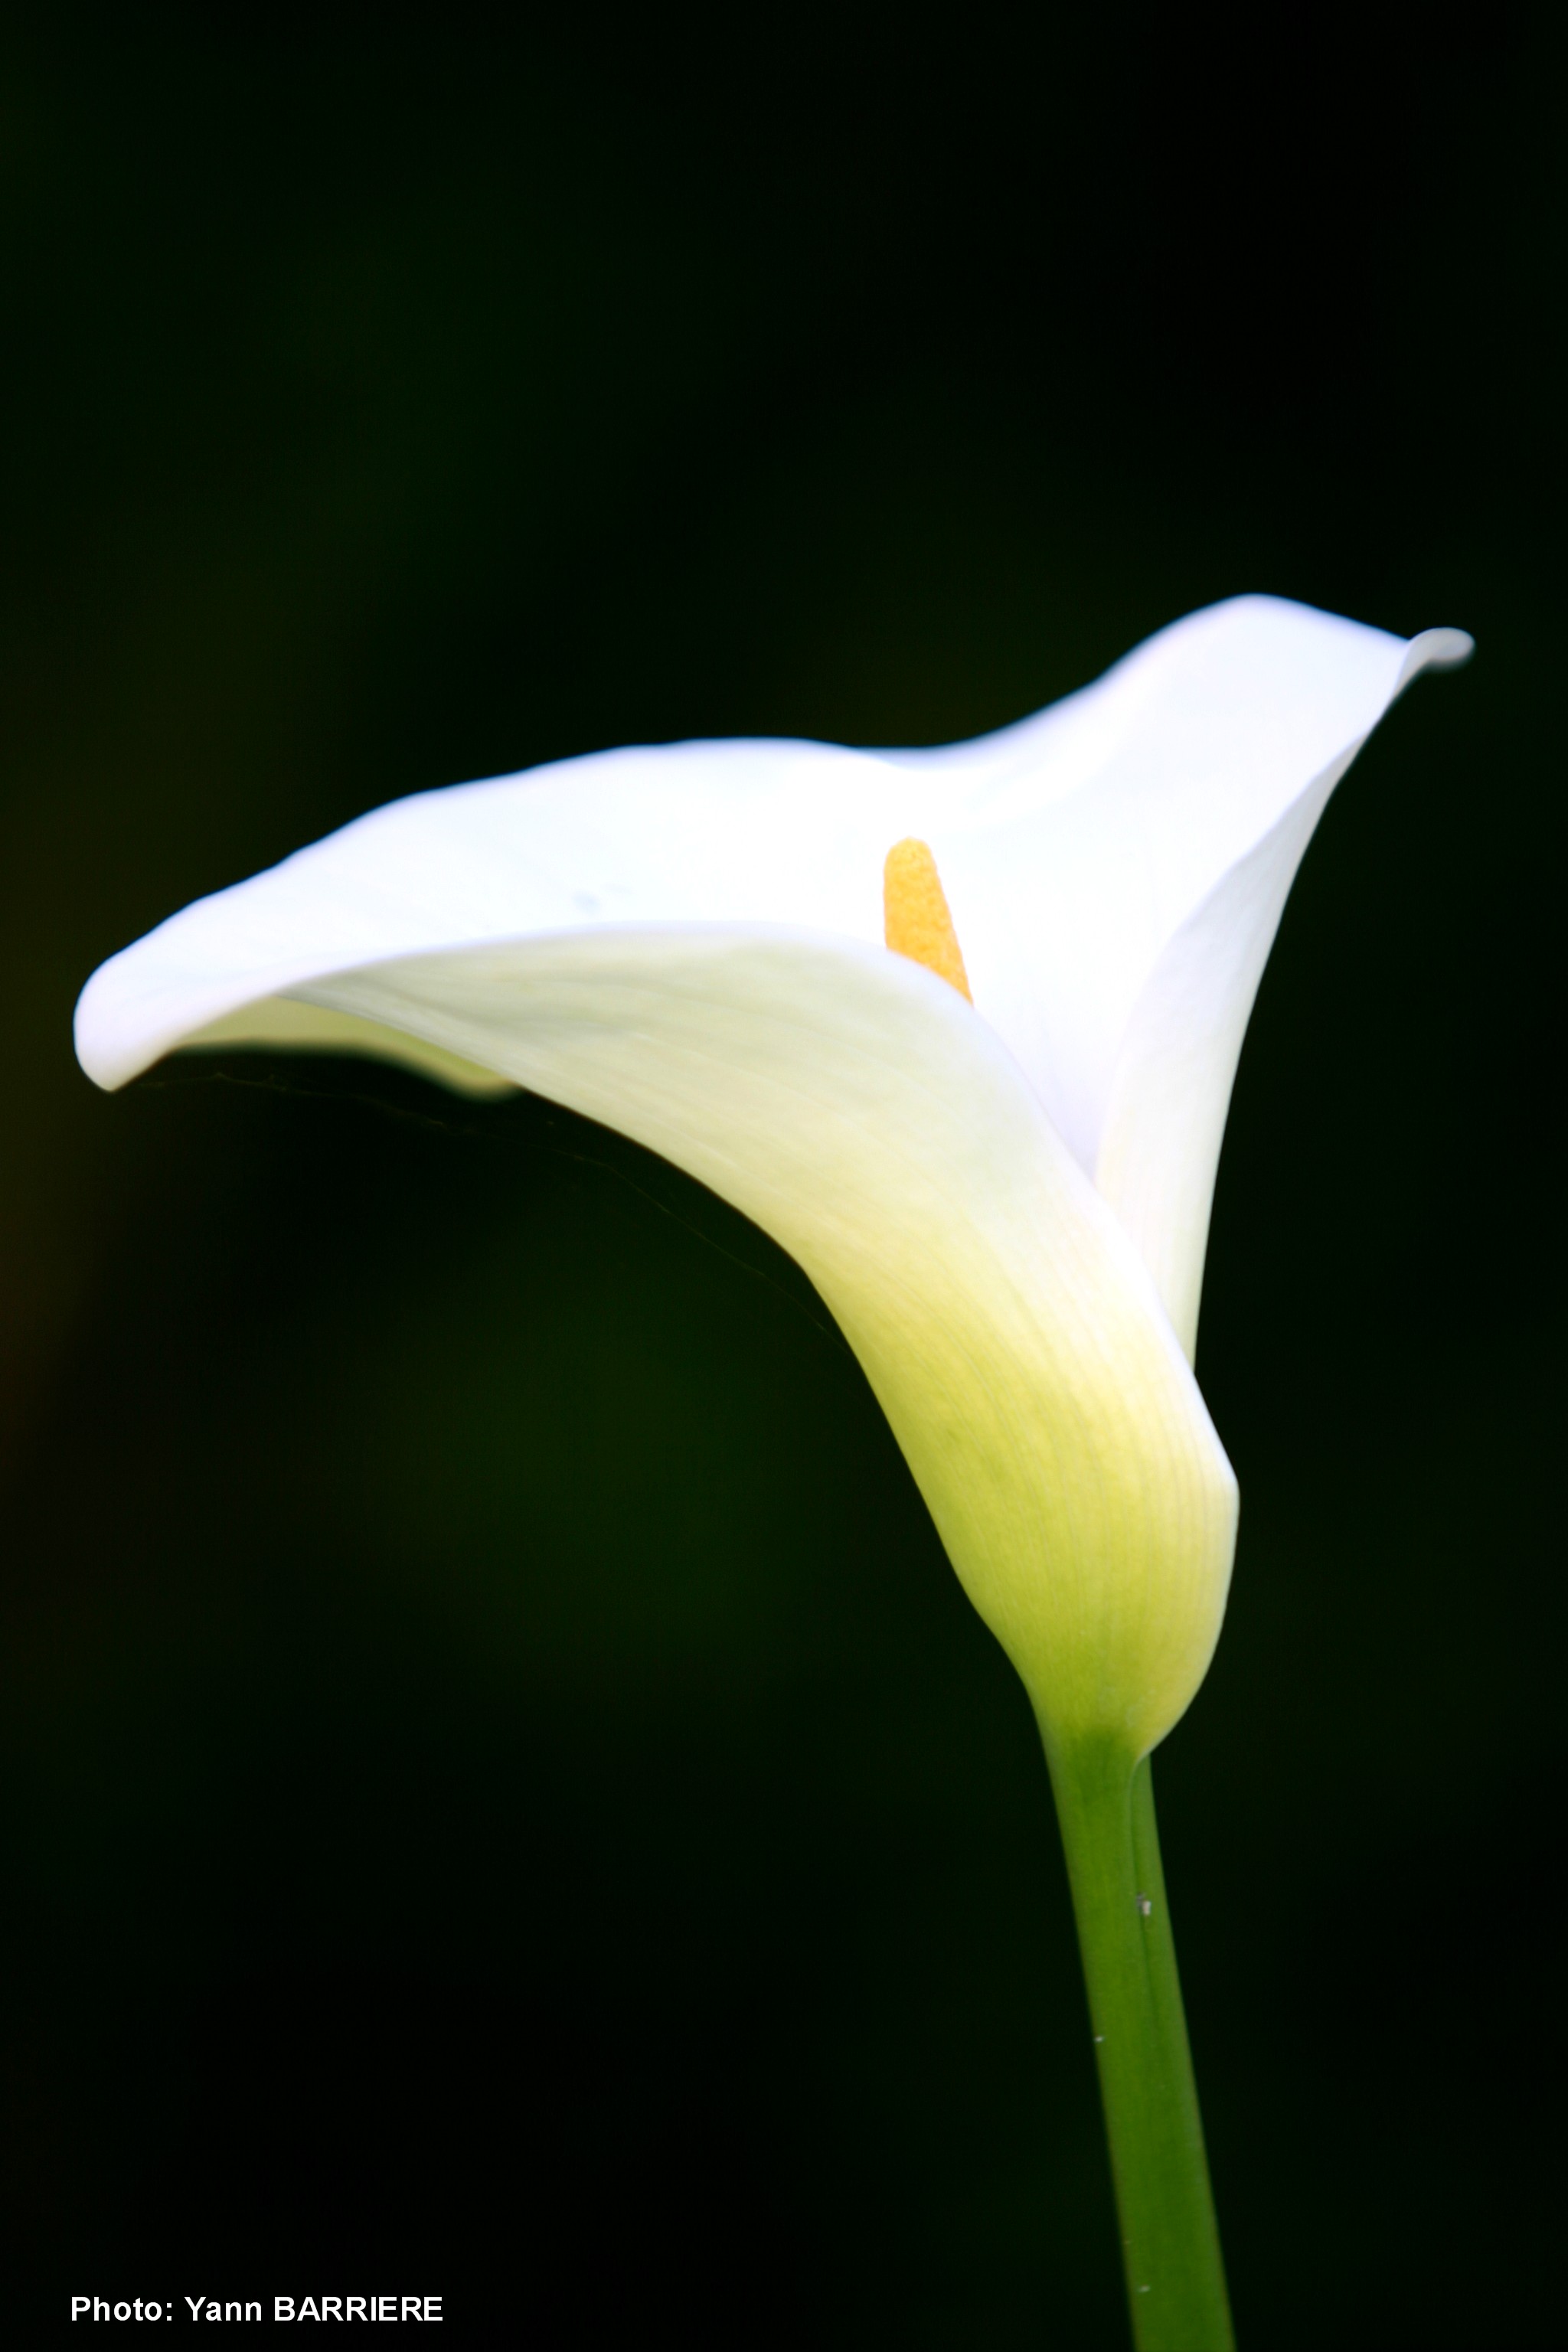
[1041,1731,1234,2352]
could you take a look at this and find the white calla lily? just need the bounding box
[74,593,1469,1762]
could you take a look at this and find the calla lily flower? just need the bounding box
[77,590,1472,2347]
[76,594,1468,1763]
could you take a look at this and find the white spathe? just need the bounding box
[75,594,1469,1755]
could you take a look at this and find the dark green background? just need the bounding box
[2,10,1560,2344]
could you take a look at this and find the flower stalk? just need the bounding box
[1046,1735,1233,2350]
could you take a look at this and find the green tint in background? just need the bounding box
[2,11,1561,2342]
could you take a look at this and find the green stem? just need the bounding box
[1043,1732,1233,2351]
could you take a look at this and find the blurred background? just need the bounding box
[2,8,1561,2343]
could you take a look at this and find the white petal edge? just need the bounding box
[1091,626,1473,1357]
[188,998,516,1096]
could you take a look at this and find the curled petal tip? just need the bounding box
[1400,626,1475,686]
